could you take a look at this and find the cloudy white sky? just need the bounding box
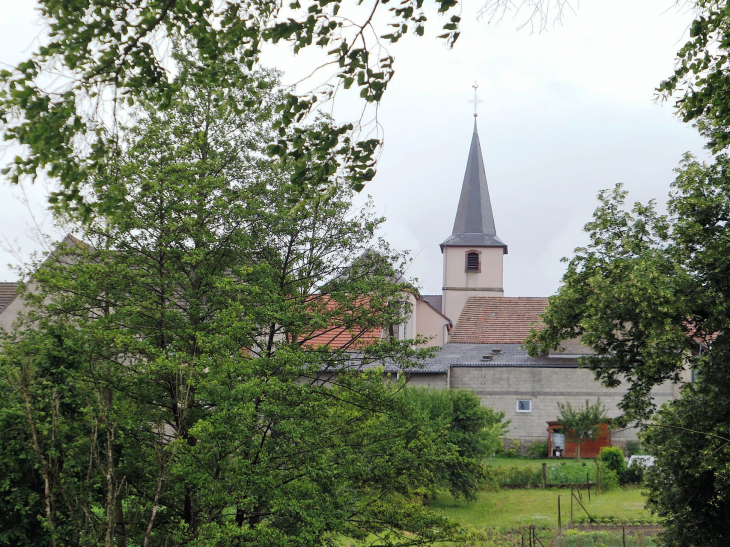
[0,0,710,296]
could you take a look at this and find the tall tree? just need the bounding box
[0,51,466,547]
[555,399,607,461]
[525,154,730,545]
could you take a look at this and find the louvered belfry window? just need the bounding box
[466,251,480,272]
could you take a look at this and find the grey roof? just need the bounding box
[408,343,580,372]
[441,121,507,252]
[317,343,581,375]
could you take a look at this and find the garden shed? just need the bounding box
[546,420,612,459]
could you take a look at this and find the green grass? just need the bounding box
[429,487,651,531]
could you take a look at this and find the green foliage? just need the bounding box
[402,388,508,501]
[622,461,646,484]
[599,447,627,479]
[524,176,698,424]
[0,0,464,215]
[0,65,466,546]
[597,461,620,493]
[548,461,597,485]
[527,441,549,459]
[523,153,730,545]
[556,399,608,460]
[657,1,730,152]
[484,465,542,486]
[640,364,730,547]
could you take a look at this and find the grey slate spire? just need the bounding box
[440,121,507,252]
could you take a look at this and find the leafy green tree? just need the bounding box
[525,153,730,545]
[0,0,463,215]
[401,387,508,501]
[642,365,730,547]
[0,52,466,547]
[555,399,607,461]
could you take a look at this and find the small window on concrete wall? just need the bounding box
[465,251,481,272]
[516,400,532,413]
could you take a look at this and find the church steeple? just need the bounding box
[439,119,507,323]
[440,121,507,252]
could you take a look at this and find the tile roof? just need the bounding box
[300,296,383,350]
[449,296,548,344]
[0,282,18,314]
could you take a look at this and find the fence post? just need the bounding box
[570,488,573,524]
[558,495,561,531]
[521,532,524,547]
[622,525,626,547]
[542,463,547,489]
[596,459,600,496]
[587,472,591,502]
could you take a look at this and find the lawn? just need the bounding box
[430,486,651,531]
[337,487,652,546]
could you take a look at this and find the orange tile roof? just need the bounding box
[448,297,547,344]
[300,295,383,350]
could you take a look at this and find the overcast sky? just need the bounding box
[0,0,710,296]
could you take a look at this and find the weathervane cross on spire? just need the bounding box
[468,81,483,118]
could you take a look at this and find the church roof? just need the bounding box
[441,121,507,252]
[449,297,548,344]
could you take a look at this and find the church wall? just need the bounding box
[449,366,675,444]
[442,246,504,322]
[415,299,449,347]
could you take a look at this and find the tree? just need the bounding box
[641,365,730,547]
[555,399,607,460]
[400,387,508,501]
[0,0,463,216]
[524,153,730,545]
[0,52,467,547]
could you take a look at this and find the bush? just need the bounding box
[548,461,597,484]
[598,461,620,492]
[623,461,646,484]
[485,464,542,486]
[599,446,627,477]
[527,441,549,459]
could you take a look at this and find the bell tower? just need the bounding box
[440,119,507,323]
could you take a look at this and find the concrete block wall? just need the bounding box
[449,367,675,443]
[403,373,448,389]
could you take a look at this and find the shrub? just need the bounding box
[527,441,549,459]
[599,446,627,477]
[598,461,620,492]
[485,464,542,486]
[548,461,597,484]
[623,461,646,483]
